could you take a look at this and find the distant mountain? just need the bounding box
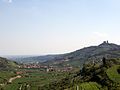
[44,41,120,67]
[0,57,18,70]
[7,55,61,63]
[63,41,120,61]
[7,41,120,67]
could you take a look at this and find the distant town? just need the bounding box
[20,63,73,72]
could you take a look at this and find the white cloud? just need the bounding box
[2,0,13,3]
[8,0,12,3]
[93,32,109,38]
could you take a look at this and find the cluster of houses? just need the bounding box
[46,66,73,72]
[20,64,73,72]
[21,64,47,69]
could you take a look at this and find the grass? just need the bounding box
[3,70,69,90]
[4,83,21,90]
[0,71,16,83]
[68,82,102,90]
[78,82,102,90]
[106,65,120,83]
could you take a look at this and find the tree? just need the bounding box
[102,57,106,67]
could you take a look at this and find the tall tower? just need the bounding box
[107,40,109,43]
[103,41,106,43]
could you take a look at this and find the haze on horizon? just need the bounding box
[0,0,120,55]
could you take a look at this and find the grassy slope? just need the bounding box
[66,82,102,90]
[0,58,120,90]
[0,57,18,70]
[4,70,69,90]
[106,65,120,83]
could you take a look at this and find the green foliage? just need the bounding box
[106,65,120,83]
[66,82,102,90]
[4,83,21,90]
[0,71,16,83]
[0,57,18,70]
[78,82,102,90]
[106,65,120,90]
[1,70,70,90]
[39,70,81,90]
[0,58,120,90]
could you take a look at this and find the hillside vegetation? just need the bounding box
[1,41,120,90]
[106,65,120,83]
[0,57,18,70]
[39,58,120,90]
[9,42,120,68]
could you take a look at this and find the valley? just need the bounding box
[0,42,120,90]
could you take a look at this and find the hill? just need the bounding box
[65,41,120,60]
[39,58,120,90]
[7,41,120,67]
[44,41,120,67]
[0,57,18,70]
[7,55,61,64]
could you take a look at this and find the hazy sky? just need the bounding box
[0,0,120,55]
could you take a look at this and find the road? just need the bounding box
[8,75,21,83]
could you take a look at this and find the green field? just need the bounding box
[106,65,120,83]
[68,82,102,90]
[0,71,16,83]
[1,69,69,90]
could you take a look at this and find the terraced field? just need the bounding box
[68,82,102,90]
[0,71,17,90]
[106,65,120,83]
[79,82,102,90]
[3,70,69,90]
[0,71,16,84]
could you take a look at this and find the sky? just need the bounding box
[0,0,120,55]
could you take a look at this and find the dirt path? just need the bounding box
[8,75,21,83]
